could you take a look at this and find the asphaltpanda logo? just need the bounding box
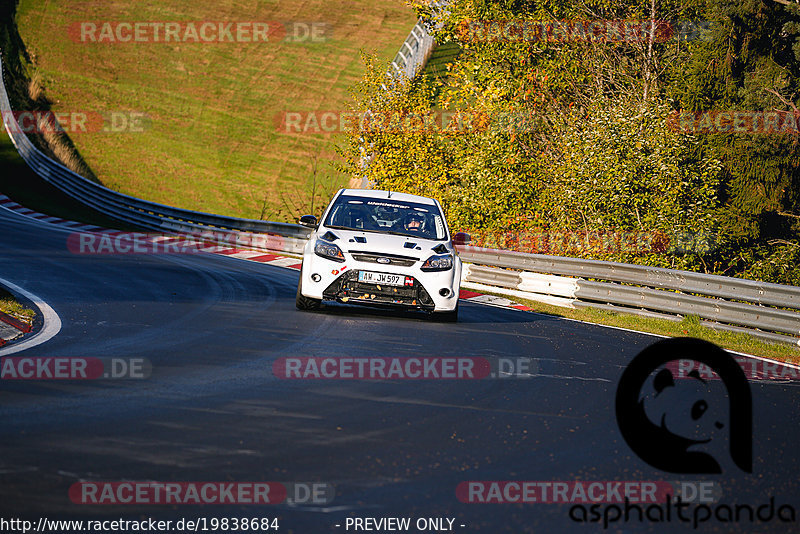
[568,337,797,530]
[615,337,752,474]
[569,338,797,531]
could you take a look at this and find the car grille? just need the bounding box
[349,252,418,267]
[323,271,433,310]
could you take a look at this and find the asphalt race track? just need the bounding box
[1,204,799,533]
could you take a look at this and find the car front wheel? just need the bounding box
[296,270,322,311]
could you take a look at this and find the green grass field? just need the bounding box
[13,0,416,222]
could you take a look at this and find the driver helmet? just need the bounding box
[404,212,424,231]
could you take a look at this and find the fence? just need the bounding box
[390,20,436,80]
[388,1,445,80]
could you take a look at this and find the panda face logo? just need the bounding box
[643,367,726,445]
[616,338,752,474]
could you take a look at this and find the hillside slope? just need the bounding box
[14,0,416,221]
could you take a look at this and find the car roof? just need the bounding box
[337,189,437,206]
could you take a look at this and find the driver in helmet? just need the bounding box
[404,212,424,233]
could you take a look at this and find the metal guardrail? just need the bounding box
[2,51,799,346]
[461,248,799,309]
[0,56,311,255]
[461,251,800,346]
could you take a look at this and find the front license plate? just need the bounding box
[358,271,404,286]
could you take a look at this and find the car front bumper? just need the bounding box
[299,249,461,312]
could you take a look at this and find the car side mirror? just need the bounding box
[298,215,318,228]
[452,232,471,246]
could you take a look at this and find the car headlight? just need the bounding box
[314,240,345,262]
[421,254,453,272]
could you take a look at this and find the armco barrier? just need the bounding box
[460,251,800,346]
[0,56,310,255]
[2,53,799,346]
[460,248,799,309]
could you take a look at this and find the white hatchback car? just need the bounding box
[296,189,470,321]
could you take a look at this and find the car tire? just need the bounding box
[296,270,322,311]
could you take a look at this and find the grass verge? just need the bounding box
[0,286,35,325]
[480,290,800,364]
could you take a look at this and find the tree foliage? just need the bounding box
[338,0,800,285]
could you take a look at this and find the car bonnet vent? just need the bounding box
[404,242,417,249]
[432,244,448,254]
[353,236,367,243]
[321,231,339,242]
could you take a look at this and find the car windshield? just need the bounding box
[323,195,448,240]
